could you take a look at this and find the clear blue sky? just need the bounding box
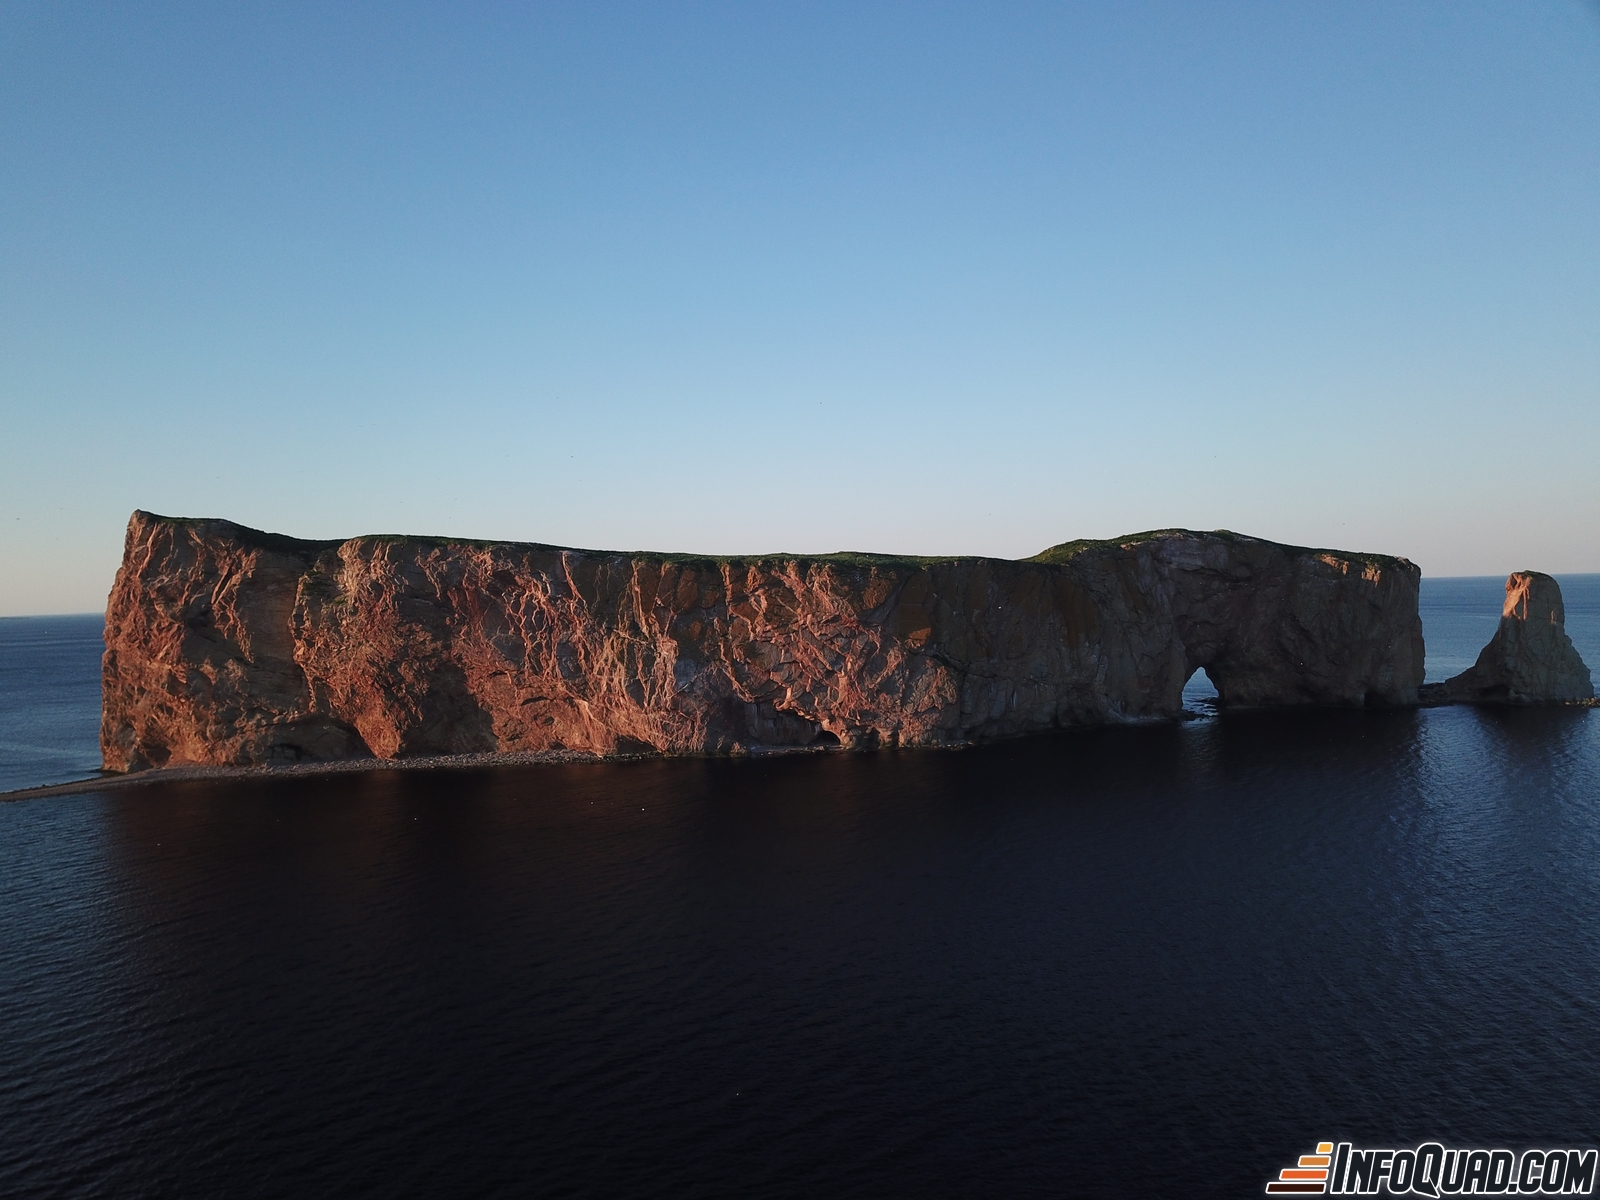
[3,1,1598,615]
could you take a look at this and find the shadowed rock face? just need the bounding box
[1424,572,1594,705]
[101,512,1426,771]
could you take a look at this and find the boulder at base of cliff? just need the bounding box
[1425,572,1594,704]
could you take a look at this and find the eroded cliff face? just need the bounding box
[1424,572,1594,704]
[102,512,1426,771]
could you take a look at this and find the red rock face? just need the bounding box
[101,513,1426,771]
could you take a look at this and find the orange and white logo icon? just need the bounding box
[1266,1142,1334,1194]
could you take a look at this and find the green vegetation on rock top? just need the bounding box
[138,512,343,557]
[138,512,982,571]
[1027,528,1260,563]
[1026,528,1412,569]
[138,512,1409,572]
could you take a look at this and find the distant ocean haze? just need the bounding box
[2,576,1597,795]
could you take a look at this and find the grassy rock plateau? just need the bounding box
[100,512,1429,772]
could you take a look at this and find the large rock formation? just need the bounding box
[101,512,1427,771]
[1422,572,1594,705]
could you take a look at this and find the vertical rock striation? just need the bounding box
[1423,572,1594,704]
[102,512,1427,771]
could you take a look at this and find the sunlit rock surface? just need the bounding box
[102,512,1426,771]
[1422,572,1594,705]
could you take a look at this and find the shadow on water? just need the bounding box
[3,707,1599,1197]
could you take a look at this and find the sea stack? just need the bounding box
[100,511,1427,771]
[1424,572,1594,705]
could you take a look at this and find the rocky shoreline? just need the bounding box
[8,694,1595,804]
[0,746,714,803]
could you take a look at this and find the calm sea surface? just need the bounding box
[0,613,104,795]
[1,578,1597,1196]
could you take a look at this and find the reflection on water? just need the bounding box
[4,705,1598,1196]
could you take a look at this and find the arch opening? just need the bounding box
[1182,665,1219,710]
[811,729,842,747]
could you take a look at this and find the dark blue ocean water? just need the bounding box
[1,580,1597,1197]
[0,613,105,795]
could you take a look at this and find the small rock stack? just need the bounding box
[1423,572,1594,705]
